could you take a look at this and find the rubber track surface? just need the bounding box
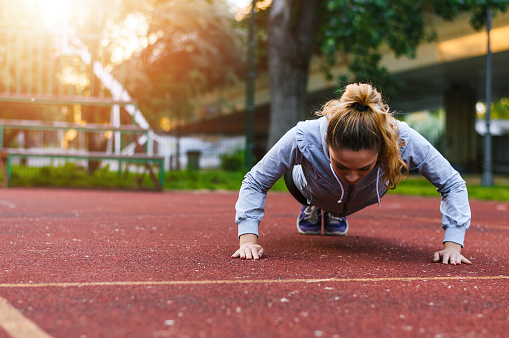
[0,188,507,337]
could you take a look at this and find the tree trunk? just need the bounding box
[266,0,323,149]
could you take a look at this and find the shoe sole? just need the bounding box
[324,230,348,236]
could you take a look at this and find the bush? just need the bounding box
[220,149,245,171]
[9,163,155,189]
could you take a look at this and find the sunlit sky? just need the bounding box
[31,0,70,30]
[31,0,251,32]
[226,0,272,20]
[226,0,252,11]
[20,0,255,65]
[30,0,262,31]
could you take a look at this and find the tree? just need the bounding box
[265,0,509,149]
[123,0,246,130]
[266,0,325,148]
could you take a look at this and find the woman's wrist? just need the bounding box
[443,241,462,250]
[239,233,258,245]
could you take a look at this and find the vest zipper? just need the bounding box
[342,185,354,214]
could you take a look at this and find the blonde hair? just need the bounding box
[317,83,408,189]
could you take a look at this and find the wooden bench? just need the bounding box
[0,148,165,189]
[0,119,165,190]
[0,119,149,142]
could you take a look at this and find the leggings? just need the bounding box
[283,170,310,206]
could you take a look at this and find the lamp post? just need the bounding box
[244,0,257,170]
[482,7,494,187]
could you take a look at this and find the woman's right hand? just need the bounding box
[231,233,264,260]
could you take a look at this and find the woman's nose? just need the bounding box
[345,171,359,183]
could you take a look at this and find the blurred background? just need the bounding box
[0,0,508,188]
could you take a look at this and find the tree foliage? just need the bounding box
[478,98,509,120]
[432,0,509,29]
[123,0,246,129]
[316,0,509,94]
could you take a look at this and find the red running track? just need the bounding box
[0,188,507,337]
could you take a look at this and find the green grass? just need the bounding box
[164,170,245,190]
[8,163,158,190]
[390,173,509,201]
[4,164,509,201]
[164,170,288,191]
[5,164,286,192]
[164,171,509,202]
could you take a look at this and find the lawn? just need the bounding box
[4,164,509,201]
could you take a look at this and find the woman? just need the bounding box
[232,83,471,265]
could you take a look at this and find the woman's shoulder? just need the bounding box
[296,116,325,128]
[295,117,326,144]
[395,119,435,157]
[395,119,413,143]
[395,119,409,133]
[294,117,328,160]
[296,117,326,137]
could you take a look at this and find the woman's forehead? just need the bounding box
[329,147,378,168]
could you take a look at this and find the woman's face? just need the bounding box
[329,147,379,185]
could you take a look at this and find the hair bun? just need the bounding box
[354,103,369,111]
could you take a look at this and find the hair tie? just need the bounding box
[355,103,369,112]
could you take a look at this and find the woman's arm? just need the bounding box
[233,127,302,257]
[398,122,471,255]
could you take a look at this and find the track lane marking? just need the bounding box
[369,214,509,231]
[0,276,504,337]
[1,212,507,229]
[480,224,509,230]
[0,297,52,338]
[0,275,506,288]
[0,200,16,209]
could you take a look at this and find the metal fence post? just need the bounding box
[482,8,493,187]
[244,0,257,170]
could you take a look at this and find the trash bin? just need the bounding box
[186,150,201,171]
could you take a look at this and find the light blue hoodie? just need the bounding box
[235,116,471,246]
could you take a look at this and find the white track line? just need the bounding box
[0,200,16,208]
[0,275,506,288]
[0,297,52,338]
[0,276,505,338]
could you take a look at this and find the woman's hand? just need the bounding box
[433,241,472,265]
[232,233,265,260]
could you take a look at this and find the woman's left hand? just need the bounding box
[433,241,472,265]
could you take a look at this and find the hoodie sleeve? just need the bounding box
[235,127,302,238]
[398,121,471,247]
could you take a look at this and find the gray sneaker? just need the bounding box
[296,205,321,235]
[323,212,348,236]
